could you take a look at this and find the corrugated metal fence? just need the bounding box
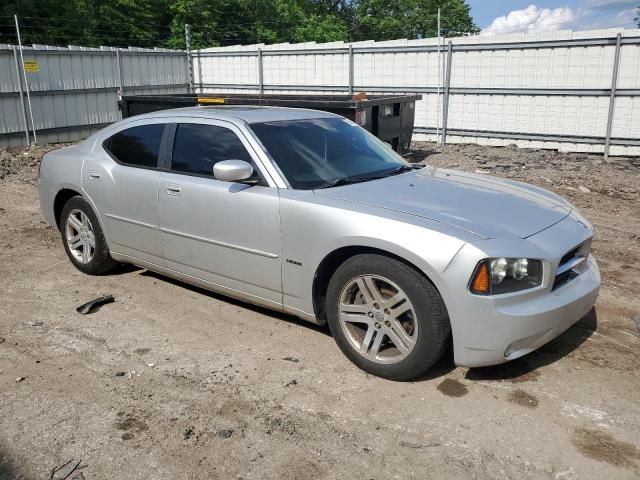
[0,45,189,147]
[194,28,640,157]
[1,29,639,156]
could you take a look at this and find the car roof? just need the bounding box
[128,105,340,124]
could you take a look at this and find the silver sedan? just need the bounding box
[38,106,600,380]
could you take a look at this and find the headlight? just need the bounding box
[469,258,543,295]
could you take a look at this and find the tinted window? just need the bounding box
[171,123,253,176]
[249,118,406,190]
[106,124,164,168]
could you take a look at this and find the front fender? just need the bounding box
[279,190,474,320]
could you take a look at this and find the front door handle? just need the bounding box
[165,183,182,196]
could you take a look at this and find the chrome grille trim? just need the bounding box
[556,256,587,276]
[552,239,591,291]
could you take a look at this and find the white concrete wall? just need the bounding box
[194,28,640,156]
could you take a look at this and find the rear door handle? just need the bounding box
[165,183,182,196]
[87,171,101,181]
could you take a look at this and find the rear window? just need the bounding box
[105,124,164,168]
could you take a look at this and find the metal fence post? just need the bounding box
[115,49,125,119]
[436,8,441,144]
[258,48,264,94]
[441,41,453,145]
[12,47,30,146]
[604,33,622,161]
[348,44,354,94]
[184,24,194,93]
[15,15,37,144]
[115,49,124,95]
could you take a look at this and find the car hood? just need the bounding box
[314,167,571,239]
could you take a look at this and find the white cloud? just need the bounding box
[482,2,639,36]
[482,5,577,35]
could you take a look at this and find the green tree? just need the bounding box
[353,0,477,41]
[1,0,169,47]
[252,0,349,44]
[1,0,476,48]
[86,0,167,47]
[165,0,219,48]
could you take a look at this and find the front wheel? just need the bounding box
[60,196,118,275]
[326,254,450,381]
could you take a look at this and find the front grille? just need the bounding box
[559,246,581,266]
[552,239,591,291]
[552,269,579,291]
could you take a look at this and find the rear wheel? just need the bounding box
[326,254,450,381]
[60,196,117,275]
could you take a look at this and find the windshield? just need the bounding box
[249,117,409,190]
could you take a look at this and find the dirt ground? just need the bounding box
[1,142,639,480]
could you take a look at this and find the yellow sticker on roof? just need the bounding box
[197,97,225,104]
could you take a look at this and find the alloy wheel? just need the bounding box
[338,274,418,364]
[65,209,95,264]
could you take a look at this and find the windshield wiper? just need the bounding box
[384,164,422,176]
[314,176,370,189]
[314,164,421,190]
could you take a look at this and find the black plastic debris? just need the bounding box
[76,295,114,314]
[399,440,441,449]
[50,459,84,480]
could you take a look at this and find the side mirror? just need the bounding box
[213,160,254,183]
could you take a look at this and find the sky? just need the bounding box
[468,0,638,35]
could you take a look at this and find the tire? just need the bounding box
[326,254,450,381]
[59,196,118,275]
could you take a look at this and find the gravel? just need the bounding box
[0,141,639,479]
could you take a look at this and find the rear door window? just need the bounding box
[171,123,254,176]
[105,124,164,168]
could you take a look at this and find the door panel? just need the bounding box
[82,122,165,265]
[84,155,163,264]
[158,172,282,305]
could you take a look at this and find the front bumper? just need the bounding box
[441,213,600,367]
[458,255,598,367]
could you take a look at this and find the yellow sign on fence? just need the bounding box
[23,61,39,73]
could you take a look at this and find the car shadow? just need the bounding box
[137,267,459,380]
[465,307,598,382]
[0,446,20,480]
[107,266,597,381]
[110,263,142,275]
[137,269,331,337]
[411,339,457,382]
